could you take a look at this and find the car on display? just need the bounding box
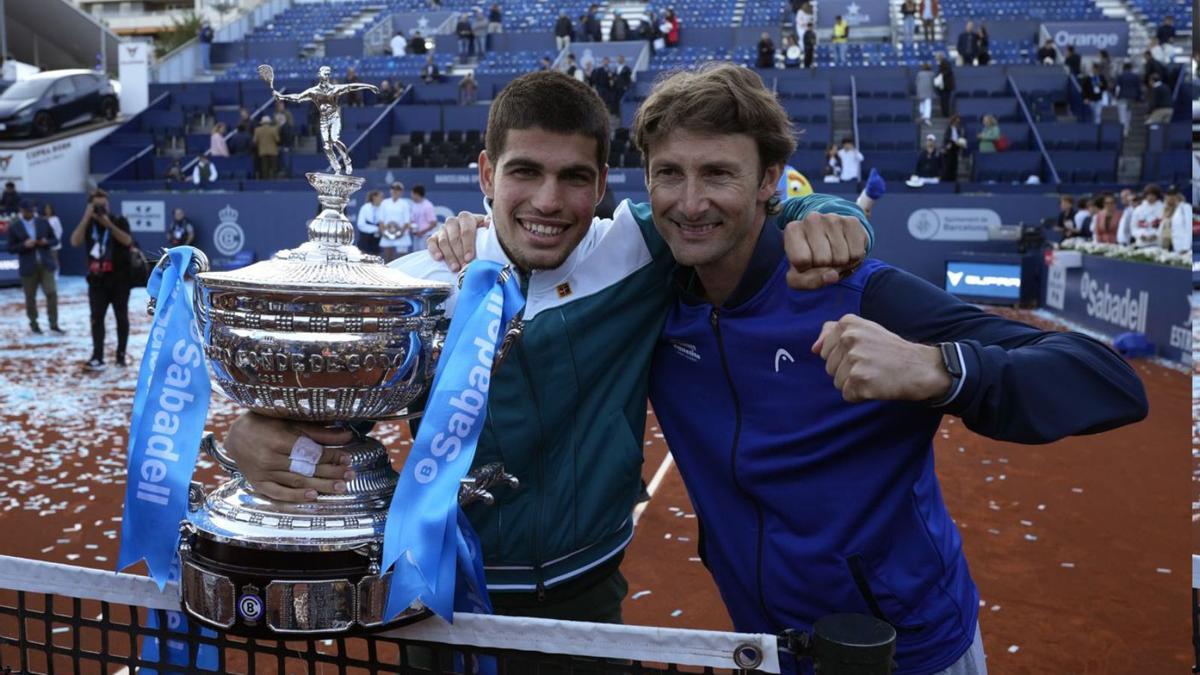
[0,69,119,138]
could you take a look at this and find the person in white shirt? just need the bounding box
[1129,184,1165,248]
[378,181,413,262]
[836,137,864,182]
[1114,188,1138,246]
[1149,37,1175,66]
[1161,186,1192,252]
[356,189,383,255]
[390,31,408,57]
[795,2,814,38]
[192,155,218,186]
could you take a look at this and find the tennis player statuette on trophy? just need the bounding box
[157,64,518,636]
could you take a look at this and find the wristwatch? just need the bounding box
[930,342,963,407]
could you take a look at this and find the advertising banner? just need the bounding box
[1040,21,1130,57]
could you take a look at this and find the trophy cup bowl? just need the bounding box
[164,162,519,637]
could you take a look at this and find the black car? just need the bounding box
[0,69,118,138]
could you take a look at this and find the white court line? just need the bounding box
[632,451,675,526]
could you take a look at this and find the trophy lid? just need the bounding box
[198,173,450,298]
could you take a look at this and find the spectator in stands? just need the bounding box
[914,133,942,182]
[377,79,397,105]
[1115,188,1139,245]
[782,35,802,68]
[379,181,412,262]
[1150,36,1177,68]
[1161,185,1191,252]
[8,199,59,335]
[975,24,990,66]
[822,144,842,182]
[1063,45,1081,77]
[757,32,776,69]
[935,52,956,117]
[1052,194,1077,236]
[539,55,554,71]
[1145,73,1173,124]
[192,155,218,186]
[562,53,584,81]
[941,113,966,181]
[459,71,478,105]
[1130,183,1164,248]
[252,116,280,179]
[1142,48,1167,87]
[166,208,195,247]
[802,25,816,68]
[591,57,615,113]
[795,1,815,40]
[421,55,441,84]
[1035,39,1057,65]
[663,8,681,48]
[1096,49,1114,82]
[956,20,978,66]
[71,189,133,370]
[1091,193,1119,243]
[273,100,295,146]
[198,22,214,74]
[409,184,438,252]
[975,114,1000,153]
[209,122,229,157]
[1082,62,1110,125]
[227,122,252,155]
[1114,61,1141,129]
[554,11,573,50]
[0,181,19,213]
[472,9,488,57]
[390,31,408,57]
[487,4,503,51]
[920,0,938,42]
[586,5,603,42]
[356,189,382,254]
[610,10,631,41]
[410,31,428,55]
[915,62,935,124]
[645,7,662,53]
[1071,197,1094,238]
[614,55,633,99]
[901,0,917,47]
[237,106,255,131]
[1156,15,1176,46]
[832,15,849,63]
[41,204,62,274]
[164,159,184,186]
[837,137,863,182]
[456,14,475,61]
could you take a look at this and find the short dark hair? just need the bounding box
[486,70,610,169]
[412,184,426,197]
[90,189,109,201]
[1143,183,1162,199]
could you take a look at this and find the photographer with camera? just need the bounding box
[69,189,134,371]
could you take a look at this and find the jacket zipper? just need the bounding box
[710,308,773,627]
[515,338,547,601]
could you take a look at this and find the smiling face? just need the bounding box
[480,127,606,271]
[647,129,781,281]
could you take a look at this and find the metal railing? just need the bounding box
[346,85,411,170]
[849,75,862,179]
[1009,74,1061,185]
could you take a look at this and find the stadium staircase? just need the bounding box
[1117,100,1150,182]
[832,95,853,149]
[1095,0,1154,63]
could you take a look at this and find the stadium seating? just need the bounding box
[941,0,1104,20]
[1124,0,1191,30]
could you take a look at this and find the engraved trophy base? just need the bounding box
[178,433,517,636]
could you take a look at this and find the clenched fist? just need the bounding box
[812,314,952,404]
[782,212,869,289]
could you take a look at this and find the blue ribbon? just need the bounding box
[381,261,524,624]
[118,246,211,584]
[141,560,219,674]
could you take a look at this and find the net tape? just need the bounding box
[0,554,780,674]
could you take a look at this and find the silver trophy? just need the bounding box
[152,65,517,636]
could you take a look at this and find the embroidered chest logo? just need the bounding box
[774,348,795,372]
[556,282,572,298]
[671,340,701,363]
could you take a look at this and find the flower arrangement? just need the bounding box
[1056,238,1190,268]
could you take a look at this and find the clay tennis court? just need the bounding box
[0,281,1188,673]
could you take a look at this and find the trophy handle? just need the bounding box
[200,433,241,476]
[458,463,519,507]
[146,248,211,316]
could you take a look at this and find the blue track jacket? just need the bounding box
[649,217,1148,674]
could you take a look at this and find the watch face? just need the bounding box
[941,342,963,377]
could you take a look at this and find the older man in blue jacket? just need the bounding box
[636,64,1147,675]
[6,199,61,334]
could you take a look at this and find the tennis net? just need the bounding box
[0,554,780,674]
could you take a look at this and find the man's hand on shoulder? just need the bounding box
[223,412,357,502]
[783,212,869,289]
[427,211,489,272]
[812,314,951,403]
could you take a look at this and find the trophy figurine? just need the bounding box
[158,64,517,636]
